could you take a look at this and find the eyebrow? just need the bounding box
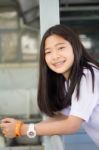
[45,43,65,51]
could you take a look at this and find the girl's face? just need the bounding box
[44,34,74,79]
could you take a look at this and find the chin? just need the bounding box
[54,70,65,74]
[51,67,66,74]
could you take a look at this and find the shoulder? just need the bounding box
[77,66,99,98]
[84,62,99,73]
[70,66,99,122]
[83,66,99,82]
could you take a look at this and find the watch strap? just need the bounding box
[27,124,36,138]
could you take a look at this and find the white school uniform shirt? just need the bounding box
[61,67,99,147]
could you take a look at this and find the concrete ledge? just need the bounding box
[0,145,44,150]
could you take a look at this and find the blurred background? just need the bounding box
[0,0,99,150]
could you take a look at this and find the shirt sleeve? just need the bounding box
[70,69,99,122]
[61,106,71,116]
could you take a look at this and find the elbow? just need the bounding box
[69,124,80,134]
[64,116,83,134]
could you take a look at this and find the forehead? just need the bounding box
[45,34,68,48]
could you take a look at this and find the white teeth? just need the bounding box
[54,61,65,66]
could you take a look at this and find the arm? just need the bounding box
[34,115,83,136]
[0,113,83,138]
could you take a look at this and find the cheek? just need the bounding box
[70,55,74,64]
[67,51,74,64]
[70,52,74,60]
[68,48,74,58]
[45,56,50,66]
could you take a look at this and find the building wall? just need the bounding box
[0,65,39,117]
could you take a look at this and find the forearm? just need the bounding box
[21,115,82,136]
[21,113,67,136]
[35,119,74,136]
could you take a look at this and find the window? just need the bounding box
[0,10,39,63]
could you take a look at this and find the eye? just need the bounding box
[58,47,65,50]
[45,51,51,55]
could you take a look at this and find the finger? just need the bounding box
[3,133,7,138]
[2,130,7,135]
[1,118,13,123]
[0,123,6,128]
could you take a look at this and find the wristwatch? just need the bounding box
[27,124,36,138]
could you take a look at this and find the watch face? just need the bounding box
[29,131,34,136]
[27,130,36,138]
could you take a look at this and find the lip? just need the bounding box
[53,60,66,68]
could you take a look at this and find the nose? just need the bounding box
[52,50,60,60]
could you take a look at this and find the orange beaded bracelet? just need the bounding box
[15,120,23,137]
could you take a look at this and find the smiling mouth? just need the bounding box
[53,60,66,67]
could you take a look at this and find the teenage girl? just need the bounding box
[0,24,99,147]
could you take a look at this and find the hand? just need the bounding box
[0,118,17,138]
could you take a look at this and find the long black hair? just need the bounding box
[37,24,99,117]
